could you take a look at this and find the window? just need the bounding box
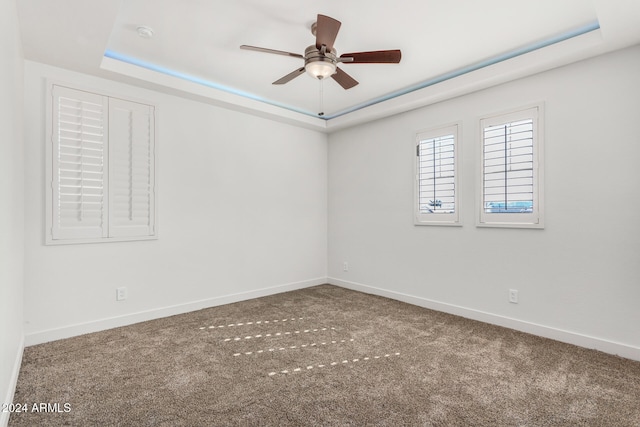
[415,124,460,225]
[46,83,156,244]
[479,105,543,228]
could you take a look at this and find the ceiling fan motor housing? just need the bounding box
[304,45,337,79]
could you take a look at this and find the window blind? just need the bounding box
[482,119,534,213]
[52,86,108,239]
[108,98,155,237]
[418,134,455,214]
[48,84,156,243]
[478,105,543,228]
[414,124,459,226]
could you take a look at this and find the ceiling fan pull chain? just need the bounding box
[318,79,324,116]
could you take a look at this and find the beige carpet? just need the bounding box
[9,285,640,426]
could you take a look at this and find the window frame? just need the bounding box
[45,80,158,245]
[414,123,461,226]
[477,104,544,229]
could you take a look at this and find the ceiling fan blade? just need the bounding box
[340,50,402,64]
[240,45,303,59]
[331,67,359,90]
[315,14,341,50]
[273,67,306,85]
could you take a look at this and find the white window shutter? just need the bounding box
[479,105,543,228]
[108,98,156,237]
[415,124,460,225]
[51,86,108,240]
[418,135,456,211]
[482,119,534,211]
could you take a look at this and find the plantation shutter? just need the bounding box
[482,119,534,212]
[418,134,456,213]
[108,98,155,237]
[415,124,459,225]
[51,86,108,240]
[48,83,157,243]
[479,105,542,228]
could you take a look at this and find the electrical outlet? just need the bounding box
[116,287,128,301]
[343,261,349,272]
[509,289,518,304]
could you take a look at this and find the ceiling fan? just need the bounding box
[240,14,401,90]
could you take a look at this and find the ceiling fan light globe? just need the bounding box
[305,61,337,79]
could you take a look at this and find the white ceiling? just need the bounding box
[15,0,640,131]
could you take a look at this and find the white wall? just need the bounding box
[328,45,640,359]
[0,0,24,424]
[23,62,328,344]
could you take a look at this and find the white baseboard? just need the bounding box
[1,335,24,427]
[23,276,640,362]
[329,277,640,362]
[25,277,326,347]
